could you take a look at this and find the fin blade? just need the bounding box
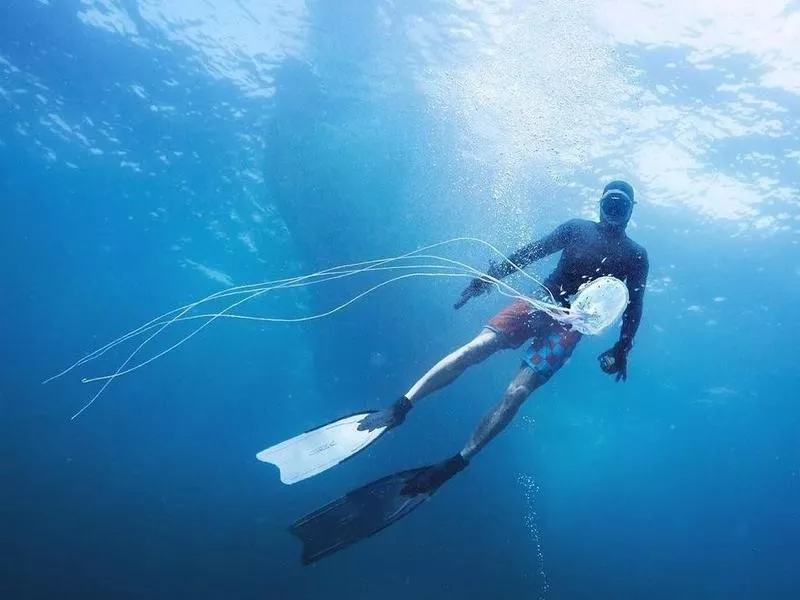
[257,413,387,484]
[289,467,431,564]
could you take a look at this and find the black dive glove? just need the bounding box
[598,341,630,382]
[454,261,501,309]
[401,453,469,496]
[357,395,413,432]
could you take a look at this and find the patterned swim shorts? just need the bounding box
[484,298,582,383]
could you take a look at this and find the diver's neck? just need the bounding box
[598,221,627,238]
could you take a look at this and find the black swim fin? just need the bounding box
[289,454,468,565]
[289,467,432,565]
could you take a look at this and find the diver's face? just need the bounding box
[600,192,633,229]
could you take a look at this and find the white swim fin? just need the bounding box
[256,413,387,485]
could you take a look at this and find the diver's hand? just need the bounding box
[598,341,629,382]
[401,453,468,496]
[454,277,492,309]
[357,396,413,431]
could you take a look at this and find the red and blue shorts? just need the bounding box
[484,299,582,383]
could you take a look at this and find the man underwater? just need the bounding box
[283,180,649,564]
[358,179,649,492]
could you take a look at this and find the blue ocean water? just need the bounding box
[3,1,800,599]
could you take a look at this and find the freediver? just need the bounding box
[286,180,650,564]
[358,179,649,492]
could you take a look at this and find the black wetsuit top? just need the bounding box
[498,219,649,350]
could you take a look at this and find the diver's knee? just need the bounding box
[441,331,500,373]
[463,330,502,360]
[504,383,532,407]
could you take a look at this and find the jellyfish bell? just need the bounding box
[567,276,629,335]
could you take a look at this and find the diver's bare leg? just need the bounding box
[359,329,506,432]
[405,329,504,404]
[460,366,538,460]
